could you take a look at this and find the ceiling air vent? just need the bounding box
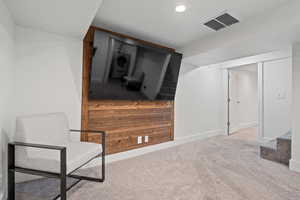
[216,13,239,26]
[204,13,239,31]
[204,19,225,31]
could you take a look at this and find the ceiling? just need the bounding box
[93,0,290,49]
[182,0,300,67]
[5,0,103,39]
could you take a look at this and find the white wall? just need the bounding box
[0,1,15,134]
[263,58,292,140]
[291,43,300,172]
[238,70,258,126]
[175,63,225,139]
[229,66,258,132]
[14,26,83,131]
[175,51,292,143]
[0,0,102,191]
[6,0,104,39]
[0,0,15,198]
[0,1,15,133]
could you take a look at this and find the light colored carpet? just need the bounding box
[230,127,258,142]
[16,131,300,200]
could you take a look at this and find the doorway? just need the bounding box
[227,64,259,140]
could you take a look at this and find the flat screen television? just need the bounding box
[89,30,182,100]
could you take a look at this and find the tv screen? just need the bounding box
[89,30,182,100]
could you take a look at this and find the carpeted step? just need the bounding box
[278,131,292,140]
[277,133,292,165]
[260,140,277,163]
[261,139,277,150]
[260,131,292,166]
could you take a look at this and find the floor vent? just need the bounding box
[204,13,239,31]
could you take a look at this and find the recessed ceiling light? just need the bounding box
[175,5,186,13]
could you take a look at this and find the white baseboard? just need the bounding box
[84,129,224,169]
[175,129,224,145]
[289,159,300,173]
[230,121,258,133]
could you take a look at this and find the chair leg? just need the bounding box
[60,148,67,200]
[101,134,106,182]
[101,152,105,181]
[8,170,15,200]
[60,175,66,200]
[8,144,15,200]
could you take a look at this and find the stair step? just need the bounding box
[260,140,277,150]
[278,131,292,140]
[260,131,292,166]
[260,146,277,163]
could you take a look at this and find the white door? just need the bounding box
[228,67,259,135]
[228,70,241,134]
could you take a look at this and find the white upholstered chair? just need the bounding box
[8,113,106,200]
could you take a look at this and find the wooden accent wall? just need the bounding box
[81,27,175,155]
[81,27,94,141]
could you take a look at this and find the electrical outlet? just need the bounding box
[137,136,142,144]
[145,136,149,143]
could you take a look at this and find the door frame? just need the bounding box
[219,48,290,141]
[225,64,263,140]
[227,70,230,136]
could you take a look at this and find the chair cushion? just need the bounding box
[15,142,102,174]
[15,113,70,146]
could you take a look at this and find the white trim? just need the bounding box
[225,69,229,135]
[258,62,264,142]
[195,48,292,70]
[289,159,300,173]
[83,129,224,169]
[175,129,226,142]
[221,50,293,143]
[225,64,261,139]
[239,121,258,129]
[229,122,258,134]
